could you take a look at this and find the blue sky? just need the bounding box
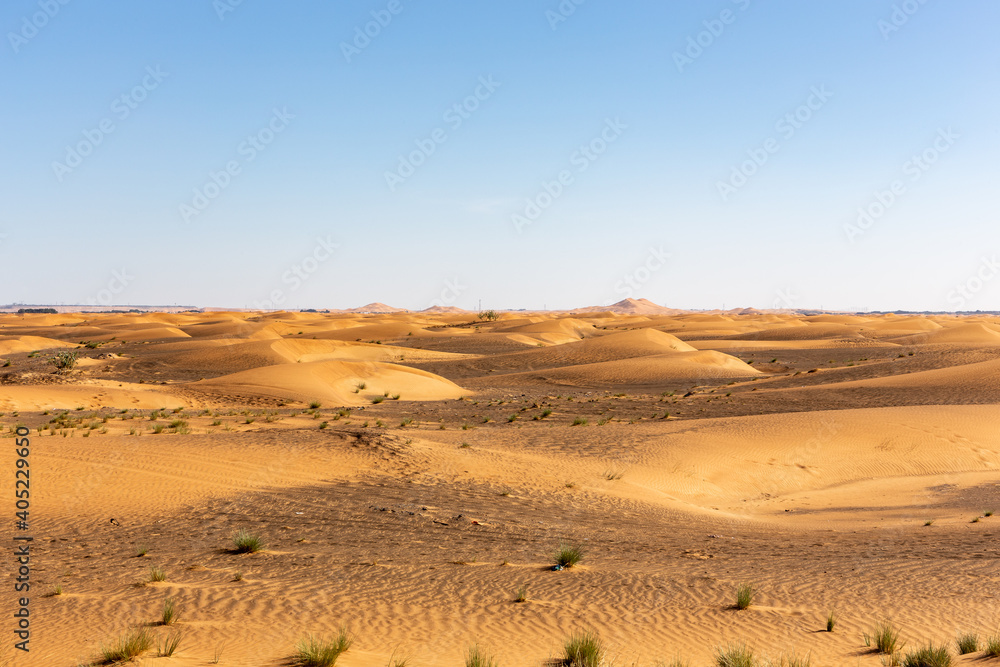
[2,0,997,311]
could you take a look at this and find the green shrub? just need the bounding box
[158,630,182,657]
[161,597,177,625]
[564,630,603,667]
[148,565,167,582]
[985,635,1000,657]
[735,582,756,610]
[50,350,78,370]
[864,619,901,654]
[554,543,584,568]
[294,628,353,667]
[100,627,154,663]
[902,644,951,667]
[232,528,265,554]
[715,642,755,667]
[466,644,499,667]
[954,633,977,654]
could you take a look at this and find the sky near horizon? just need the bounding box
[1,1,998,312]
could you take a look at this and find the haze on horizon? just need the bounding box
[2,1,998,312]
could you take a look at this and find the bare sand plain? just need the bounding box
[2,306,1000,665]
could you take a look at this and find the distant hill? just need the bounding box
[344,302,407,314]
[420,305,469,314]
[573,298,682,315]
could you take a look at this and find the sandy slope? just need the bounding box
[0,335,79,355]
[193,359,466,405]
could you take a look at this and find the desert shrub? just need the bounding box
[466,644,499,667]
[51,350,78,370]
[232,528,265,553]
[554,544,584,568]
[100,627,154,663]
[902,644,951,667]
[956,633,978,654]
[161,597,178,625]
[295,628,353,667]
[864,620,901,654]
[564,631,603,667]
[158,630,182,657]
[735,583,757,610]
[715,642,755,667]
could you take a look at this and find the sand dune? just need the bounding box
[0,335,79,355]
[424,328,705,379]
[180,319,284,339]
[890,322,1000,345]
[866,316,944,332]
[618,405,1000,513]
[4,310,1000,665]
[141,338,469,374]
[498,317,595,339]
[309,321,442,341]
[802,356,1000,394]
[193,359,466,404]
[495,350,760,386]
[724,322,866,341]
[686,338,898,350]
